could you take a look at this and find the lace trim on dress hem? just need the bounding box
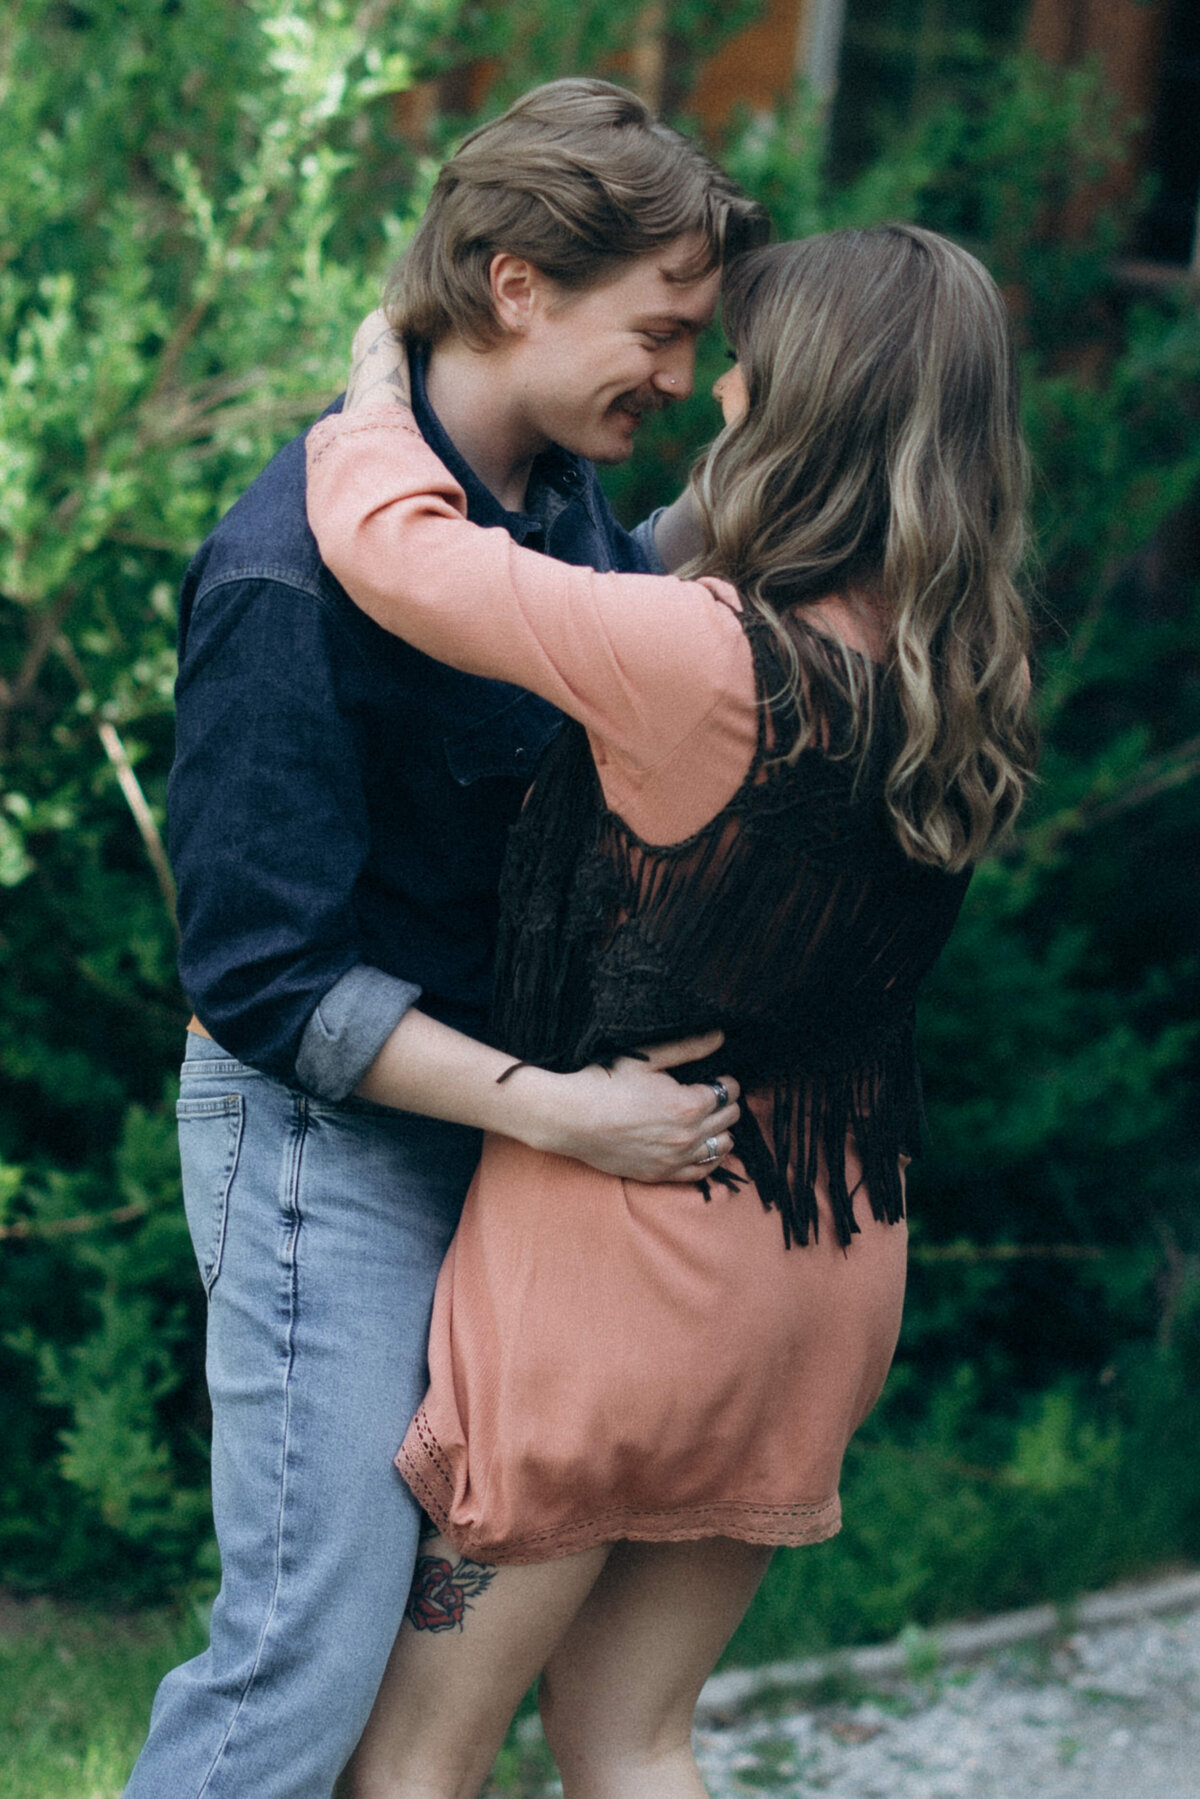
[395,1408,842,1565]
[407,1396,456,1489]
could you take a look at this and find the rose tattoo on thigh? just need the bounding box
[405,1538,497,1633]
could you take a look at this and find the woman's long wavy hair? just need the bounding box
[690,225,1036,871]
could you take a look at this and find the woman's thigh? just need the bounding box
[538,1538,773,1780]
[343,1528,611,1799]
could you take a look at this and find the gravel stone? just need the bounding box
[692,1606,1200,1798]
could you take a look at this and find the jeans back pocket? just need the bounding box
[176,1093,244,1293]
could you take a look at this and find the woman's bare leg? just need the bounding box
[538,1538,774,1799]
[342,1526,610,1799]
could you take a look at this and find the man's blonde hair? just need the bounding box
[386,78,768,348]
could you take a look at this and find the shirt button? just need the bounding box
[514,746,528,769]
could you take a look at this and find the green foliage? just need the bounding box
[0,1597,208,1799]
[443,0,762,114]
[0,0,472,1595]
[1,1097,213,1596]
[730,1282,1200,1663]
[1,7,1198,1630]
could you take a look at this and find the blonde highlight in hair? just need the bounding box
[386,78,767,350]
[691,225,1036,871]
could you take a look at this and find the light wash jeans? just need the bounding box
[123,1032,478,1799]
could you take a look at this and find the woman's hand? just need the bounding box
[538,1033,741,1184]
[356,1012,738,1186]
[650,488,706,571]
[344,308,412,412]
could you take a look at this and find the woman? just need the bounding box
[308,225,1036,1799]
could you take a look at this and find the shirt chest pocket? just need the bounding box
[443,690,561,787]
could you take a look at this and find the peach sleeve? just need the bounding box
[305,408,750,778]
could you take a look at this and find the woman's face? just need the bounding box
[712,361,750,427]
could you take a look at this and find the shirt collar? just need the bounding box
[409,346,593,541]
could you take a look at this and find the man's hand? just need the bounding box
[542,1031,741,1184]
[344,308,412,412]
[650,486,706,571]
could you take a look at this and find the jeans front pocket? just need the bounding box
[176,1093,244,1293]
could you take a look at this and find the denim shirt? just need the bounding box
[168,353,659,1100]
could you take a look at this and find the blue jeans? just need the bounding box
[124,1033,478,1798]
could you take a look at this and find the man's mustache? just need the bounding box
[612,389,672,419]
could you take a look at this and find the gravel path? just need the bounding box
[692,1585,1200,1798]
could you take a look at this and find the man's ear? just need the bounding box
[488,253,541,334]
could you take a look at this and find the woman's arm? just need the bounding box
[358,1008,738,1184]
[323,318,741,1178]
[340,311,705,572]
[343,310,411,411]
[306,410,748,775]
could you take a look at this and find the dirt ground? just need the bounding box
[690,1578,1200,1798]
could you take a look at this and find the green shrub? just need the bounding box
[729,1286,1200,1662]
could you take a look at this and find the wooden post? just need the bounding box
[628,1,667,112]
[797,0,847,101]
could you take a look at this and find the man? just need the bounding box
[124,78,766,1799]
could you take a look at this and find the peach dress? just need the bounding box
[307,409,909,1564]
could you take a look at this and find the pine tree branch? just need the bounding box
[910,1242,1106,1264]
[1011,733,1200,859]
[54,636,178,934]
[0,587,77,726]
[0,1202,147,1243]
[141,390,334,454]
[145,203,265,406]
[1084,735,1200,828]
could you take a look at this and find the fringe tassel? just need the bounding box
[725,1050,915,1251]
[493,723,610,1072]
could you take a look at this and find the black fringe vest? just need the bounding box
[491,610,972,1248]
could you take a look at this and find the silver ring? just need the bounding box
[709,1079,729,1110]
[700,1136,721,1164]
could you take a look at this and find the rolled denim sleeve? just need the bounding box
[169,574,419,1091]
[295,963,419,1101]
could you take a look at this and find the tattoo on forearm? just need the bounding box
[405,1549,497,1632]
[344,326,411,411]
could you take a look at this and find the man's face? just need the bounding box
[506,235,721,464]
